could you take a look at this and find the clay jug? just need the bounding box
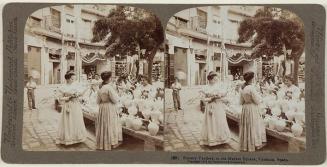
[128,105,138,116]
[268,116,277,130]
[275,118,286,132]
[148,121,159,136]
[125,116,134,129]
[291,122,303,137]
[132,117,143,131]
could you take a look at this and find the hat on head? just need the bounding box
[207,71,218,80]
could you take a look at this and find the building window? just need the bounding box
[175,17,188,28]
[213,53,221,61]
[50,8,61,28]
[195,54,207,61]
[197,9,207,29]
[29,16,41,27]
[65,15,75,38]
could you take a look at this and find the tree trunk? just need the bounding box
[147,57,154,84]
[136,60,140,78]
[292,56,300,86]
[136,42,140,78]
[147,47,159,84]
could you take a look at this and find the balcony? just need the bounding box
[44,15,61,34]
[228,6,258,17]
[190,16,207,34]
[81,5,108,17]
[172,16,208,40]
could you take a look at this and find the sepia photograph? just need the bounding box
[23,4,165,151]
[164,6,306,152]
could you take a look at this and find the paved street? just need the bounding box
[22,85,144,151]
[164,87,289,152]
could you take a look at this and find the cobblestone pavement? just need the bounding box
[22,108,145,151]
[164,88,288,152]
[22,108,96,151]
[22,86,144,151]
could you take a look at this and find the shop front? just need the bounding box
[81,52,106,79]
[227,53,254,80]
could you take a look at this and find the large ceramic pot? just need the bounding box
[259,104,267,115]
[158,113,164,124]
[280,100,289,113]
[120,114,127,126]
[125,116,134,129]
[150,110,161,124]
[128,105,138,116]
[154,99,164,112]
[142,109,151,120]
[288,100,298,110]
[132,117,143,131]
[146,100,155,110]
[291,122,303,137]
[268,116,278,130]
[275,119,286,132]
[271,107,282,116]
[263,115,271,127]
[148,121,159,136]
[285,109,296,121]
[133,89,142,99]
[297,100,305,113]
[294,112,305,126]
[137,99,146,111]
[123,99,133,108]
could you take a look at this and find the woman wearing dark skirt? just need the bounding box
[239,71,267,152]
[96,71,123,150]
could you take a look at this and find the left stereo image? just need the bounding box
[22,4,165,151]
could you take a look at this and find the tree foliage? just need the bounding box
[92,6,164,82]
[237,7,305,85]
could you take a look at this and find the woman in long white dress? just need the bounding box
[56,72,88,145]
[239,71,267,152]
[96,71,123,150]
[200,71,231,146]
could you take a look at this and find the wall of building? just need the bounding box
[174,47,188,86]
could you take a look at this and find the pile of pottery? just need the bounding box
[226,83,306,138]
[261,98,305,137]
[119,92,163,136]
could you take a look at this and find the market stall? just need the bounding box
[201,80,306,152]
[81,82,165,151]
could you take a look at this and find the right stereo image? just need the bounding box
[163,5,306,153]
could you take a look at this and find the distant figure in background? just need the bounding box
[96,71,123,150]
[26,76,37,110]
[239,71,267,152]
[94,74,101,81]
[92,74,102,88]
[171,77,182,111]
[282,75,301,101]
[140,75,156,98]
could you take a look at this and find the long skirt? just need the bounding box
[239,103,267,152]
[96,102,123,150]
[56,100,87,145]
[200,101,231,146]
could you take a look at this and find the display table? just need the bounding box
[225,111,306,152]
[82,111,164,151]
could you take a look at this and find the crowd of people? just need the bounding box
[53,71,163,150]
[196,71,304,152]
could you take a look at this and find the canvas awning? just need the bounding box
[81,52,106,64]
[227,53,253,64]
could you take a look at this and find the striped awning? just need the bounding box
[227,53,253,64]
[81,52,106,64]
